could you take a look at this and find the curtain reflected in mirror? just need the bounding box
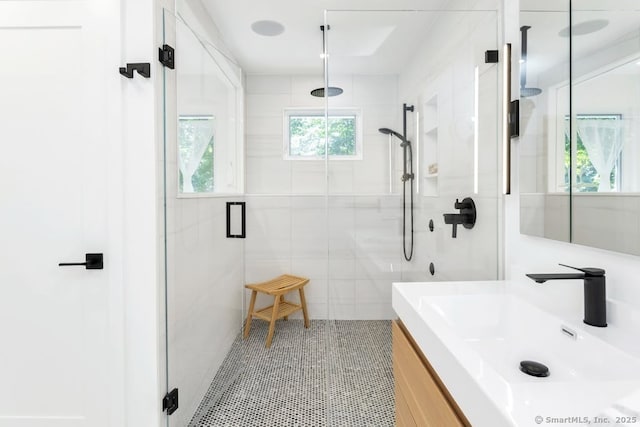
[574,115,623,193]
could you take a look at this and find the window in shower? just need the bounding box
[178,115,215,193]
[284,108,362,159]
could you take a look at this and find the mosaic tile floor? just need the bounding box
[188,320,394,427]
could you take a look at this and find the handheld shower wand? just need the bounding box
[379,103,415,261]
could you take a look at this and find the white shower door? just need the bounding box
[0,1,119,426]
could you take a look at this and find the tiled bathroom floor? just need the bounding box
[188,320,394,427]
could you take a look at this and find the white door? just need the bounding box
[0,1,119,426]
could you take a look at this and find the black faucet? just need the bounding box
[443,197,476,238]
[526,264,607,327]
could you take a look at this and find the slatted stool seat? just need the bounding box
[243,274,310,348]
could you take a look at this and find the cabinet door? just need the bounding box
[392,320,466,427]
[395,384,417,427]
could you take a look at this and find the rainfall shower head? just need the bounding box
[310,87,343,97]
[378,127,409,144]
[520,87,542,97]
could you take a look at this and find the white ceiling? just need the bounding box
[198,0,491,75]
[522,9,640,86]
[196,0,640,78]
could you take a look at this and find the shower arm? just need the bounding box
[520,25,531,90]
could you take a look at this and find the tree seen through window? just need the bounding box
[564,114,622,192]
[289,115,357,157]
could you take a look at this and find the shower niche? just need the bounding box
[420,95,439,197]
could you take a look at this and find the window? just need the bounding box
[564,114,623,192]
[284,109,362,159]
[178,115,214,193]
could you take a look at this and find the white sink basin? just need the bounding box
[424,293,640,383]
[393,281,640,427]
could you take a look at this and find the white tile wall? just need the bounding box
[244,15,502,319]
[166,196,244,427]
[572,195,640,255]
[244,74,402,319]
[396,10,502,286]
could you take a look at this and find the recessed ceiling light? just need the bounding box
[251,20,285,37]
[558,19,609,37]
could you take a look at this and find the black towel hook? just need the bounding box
[119,63,151,79]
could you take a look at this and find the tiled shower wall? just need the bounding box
[244,74,404,319]
[244,9,503,320]
[397,10,502,284]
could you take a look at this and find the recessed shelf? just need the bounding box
[420,93,438,197]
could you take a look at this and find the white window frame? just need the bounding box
[283,108,363,160]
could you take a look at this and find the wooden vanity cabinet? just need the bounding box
[392,320,470,427]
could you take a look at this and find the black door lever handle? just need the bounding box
[59,253,104,270]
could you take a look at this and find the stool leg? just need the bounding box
[244,290,257,339]
[280,295,288,321]
[299,288,310,328]
[266,296,280,348]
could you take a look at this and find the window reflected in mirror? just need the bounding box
[178,115,215,193]
[565,114,623,193]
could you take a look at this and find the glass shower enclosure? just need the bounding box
[323,9,501,424]
[161,4,502,426]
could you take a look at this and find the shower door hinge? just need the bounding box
[162,388,179,415]
[485,49,499,63]
[159,44,175,69]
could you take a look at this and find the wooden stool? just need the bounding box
[243,274,310,348]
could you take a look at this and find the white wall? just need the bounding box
[505,0,640,326]
[121,0,172,425]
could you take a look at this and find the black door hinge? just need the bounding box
[159,44,175,69]
[485,49,499,63]
[163,388,179,415]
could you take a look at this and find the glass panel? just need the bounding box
[175,12,242,196]
[164,4,501,426]
[162,9,245,427]
[241,15,330,427]
[519,0,572,242]
[325,8,501,426]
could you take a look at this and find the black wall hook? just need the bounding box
[119,63,151,79]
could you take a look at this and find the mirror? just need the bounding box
[519,0,571,243]
[519,0,640,255]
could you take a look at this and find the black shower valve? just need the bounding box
[454,198,473,210]
[443,197,477,238]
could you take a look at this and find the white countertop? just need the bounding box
[392,280,640,427]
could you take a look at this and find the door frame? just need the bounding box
[106,1,175,426]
